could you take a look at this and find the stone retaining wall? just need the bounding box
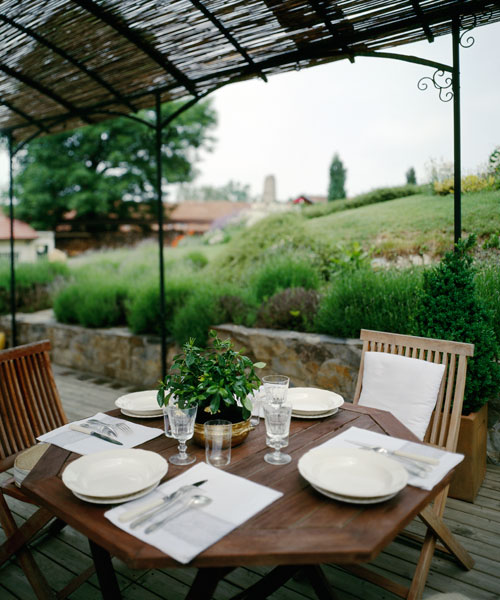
[0,311,362,398]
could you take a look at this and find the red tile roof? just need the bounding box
[0,215,38,240]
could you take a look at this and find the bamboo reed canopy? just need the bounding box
[1,0,499,143]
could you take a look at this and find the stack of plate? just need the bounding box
[298,447,408,504]
[62,448,168,504]
[14,443,50,487]
[115,390,163,418]
[288,388,344,419]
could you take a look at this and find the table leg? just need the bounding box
[185,567,234,600]
[88,540,121,599]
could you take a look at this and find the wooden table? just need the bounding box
[21,404,455,599]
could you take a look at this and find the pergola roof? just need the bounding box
[1,0,499,143]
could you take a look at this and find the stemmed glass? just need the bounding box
[263,401,292,465]
[167,403,198,465]
[262,375,289,405]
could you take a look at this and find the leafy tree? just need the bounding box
[405,166,417,185]
[13,100,217,230]
[327,153,346,201]
[415,235,500,414]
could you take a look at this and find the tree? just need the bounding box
[13,100,217,230]
[406,167,417,185]
[328,153,347,201]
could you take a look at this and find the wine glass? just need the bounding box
[167,403,198,465]
[263,401,292,465]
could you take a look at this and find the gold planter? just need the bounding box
[193,417,252,448]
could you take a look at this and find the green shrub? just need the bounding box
[256,287,319,331]
[474,261,500,349]
[53,273,126,327]
[251,255,320,301]
[315,268,422,339]
[433,174,495,196]
[184,251,208,270]
[0,260,69,314]
[302,184,425,219]
[126,275,196,335]
[172,284,222,347]
[415,236,500,414]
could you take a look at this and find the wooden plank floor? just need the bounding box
[1,364,499,599]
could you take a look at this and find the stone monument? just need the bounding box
[262,175,276,203]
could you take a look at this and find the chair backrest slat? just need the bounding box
[353,330,474,451]
[0,340,67,465]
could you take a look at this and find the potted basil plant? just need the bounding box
[157,330,265,446]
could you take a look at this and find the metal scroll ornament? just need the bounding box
[417,69,453,103]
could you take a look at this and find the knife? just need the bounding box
[125,480,207,527]
[69,424,123,445]
[346,439,439,465]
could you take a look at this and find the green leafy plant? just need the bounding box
[157,330,264,423]
[415,235,500,414]
[256,287,319,331]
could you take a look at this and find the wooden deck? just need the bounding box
[1,364,500,599]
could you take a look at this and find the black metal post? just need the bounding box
[155,92,167,379]
[7,132,17,346]
[452,17,461,244]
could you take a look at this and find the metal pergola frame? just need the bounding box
[1,2,497,377]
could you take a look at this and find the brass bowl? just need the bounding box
[193,417,252,448]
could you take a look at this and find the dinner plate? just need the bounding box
[292,408,338,419]
[72,481,160,505]
[309,482,399,505]
[115,390,163,415]
[288,388,344,415]
[62,449,168,497]
[120,408,163,419]
[298,447,408,498]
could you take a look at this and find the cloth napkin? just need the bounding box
[37,412,163,455]
[105,461,283,564]
[318,426,464,491]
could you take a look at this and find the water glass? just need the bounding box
[249,388,263,427]
[167,403,198,466]
[262,375,289,405]
[263,401,293,465]
[204,420,232,468]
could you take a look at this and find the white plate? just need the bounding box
[298,447,408,498]
[120,408,163,419]
[115,390,163,415]
[288,388,344,415]
[72,481,160,504]
[292,408,338,419]
[309,482,399,504]
[62,449,168,498]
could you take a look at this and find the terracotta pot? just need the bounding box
[193,417,252,448]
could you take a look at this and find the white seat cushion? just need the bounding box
[358,352,445,440]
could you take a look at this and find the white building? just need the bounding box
[0,215,55,263]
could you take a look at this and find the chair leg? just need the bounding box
[0,506,54,566]
[0,492,54,599]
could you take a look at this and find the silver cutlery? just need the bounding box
[69,424,123,445]
[83,420,118,438]
[346,440,439,466]
[145,494,212,534]
[123,480,208,526]
[356,446,428,477]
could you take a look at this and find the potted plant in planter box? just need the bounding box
[415,235,500,501]
[157,330,265,446]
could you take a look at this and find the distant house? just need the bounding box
[292,195,328,205]
[0,215,55,263]
[165,201,249,235]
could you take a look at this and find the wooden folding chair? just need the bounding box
[0,340,93,599]
[346,329,476,599]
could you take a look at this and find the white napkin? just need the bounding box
[37,412,163,455]
[318,426,463,491]
[105,462,283,564]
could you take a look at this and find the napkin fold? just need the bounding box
[105,462,283,564]
[320,426,463,491]
[37,412,163,454]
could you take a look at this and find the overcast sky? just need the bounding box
[1,20,499,202]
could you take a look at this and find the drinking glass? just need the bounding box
[263,401,293,465]
[167,404,198,465]
[262,375,289,405]
[204,420,232,467]
[249,388,263,427]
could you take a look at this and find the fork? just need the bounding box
[115,422,132,434]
